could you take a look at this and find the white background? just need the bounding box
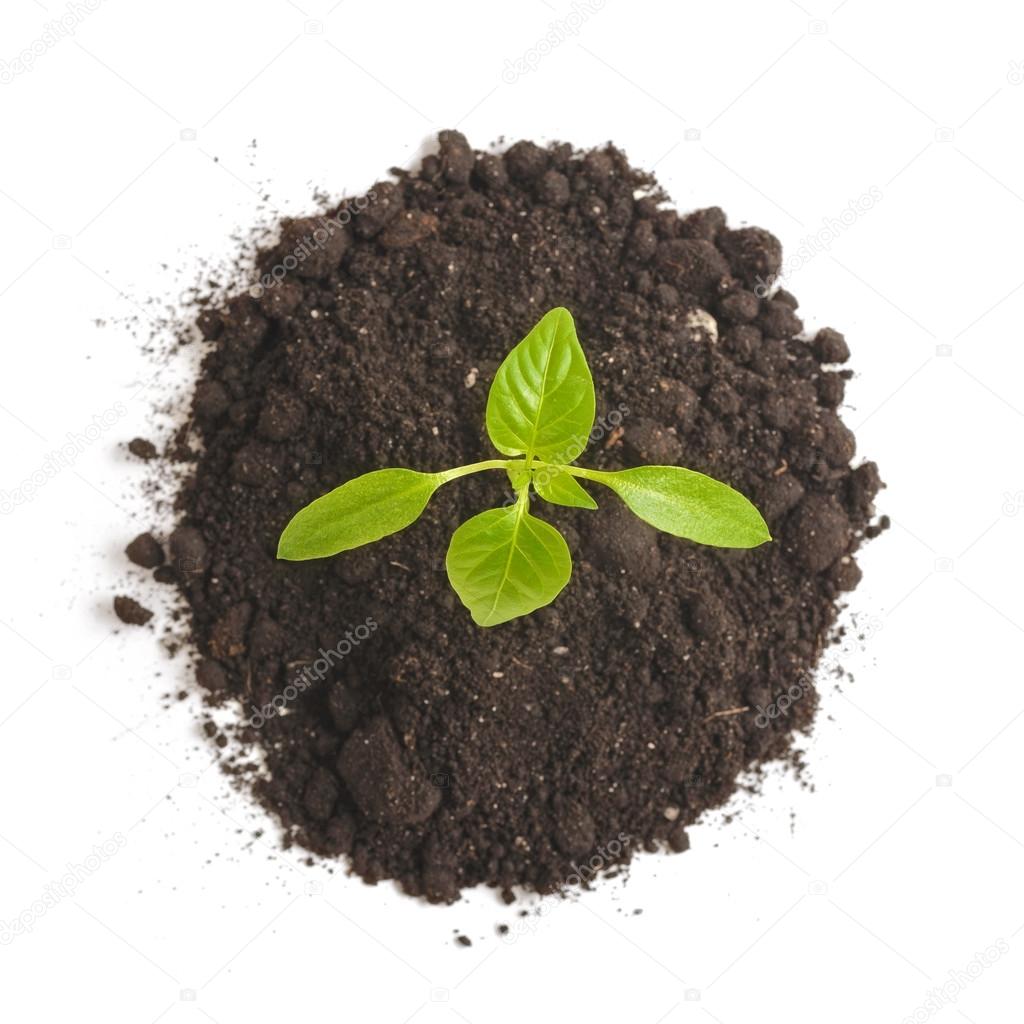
[2,1,1023,1021]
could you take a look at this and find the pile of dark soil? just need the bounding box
[150,131,885,902]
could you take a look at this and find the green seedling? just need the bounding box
[278,307,771,626]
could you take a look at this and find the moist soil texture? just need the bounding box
[156,131,885,902]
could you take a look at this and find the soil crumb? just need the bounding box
[128,437,158,460]
[114,595,154,626]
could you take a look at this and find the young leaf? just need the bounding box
[588,466,771,548]
[533,467,598,510]
[278,468,441,560]
[446,505,571,626]
[485,307,596,463]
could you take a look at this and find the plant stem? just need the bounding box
[436,459,519,485]
[437,457,605,493]
[538,462,609,484]
[517,456,534,508]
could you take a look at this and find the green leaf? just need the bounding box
[446,505,572,626]
[532,466,598,510]
[485,307,596,463]
[278,468,441,560]
[589,466,771,548]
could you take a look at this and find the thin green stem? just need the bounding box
[436,457,603,494]
[516,466,532,508]
[436,459,520,485]
[535,462,609,484]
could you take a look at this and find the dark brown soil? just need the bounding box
[155,131,885,902]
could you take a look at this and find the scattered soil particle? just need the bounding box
[114,595,153,625]
[126,532,165,569]
[150,131,885,902]
[128,437,158,460]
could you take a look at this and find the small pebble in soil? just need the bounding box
[127,437,158,460]
[125,532,165,569]
[114,595,153,625]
